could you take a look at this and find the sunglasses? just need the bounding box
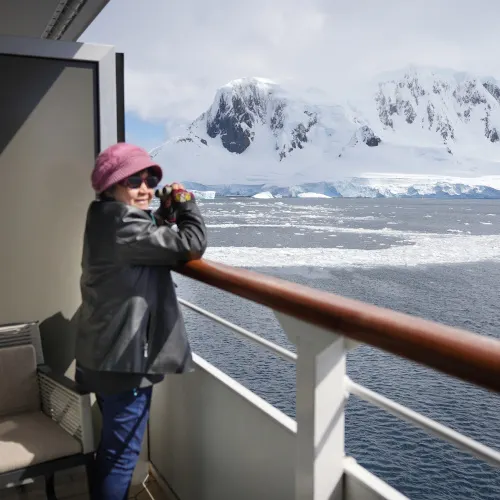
[121,175,160,189]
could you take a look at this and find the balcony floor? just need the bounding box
[1,466,169,500]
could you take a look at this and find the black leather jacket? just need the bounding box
[75,198,207,375]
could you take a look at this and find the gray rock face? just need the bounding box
[278,112,318,160]
[205,85,267,154]
[360,126,382,147]
[207,94,254,153]
[199,79,323,160]
[375,69,500,146]
[484,81,500,104]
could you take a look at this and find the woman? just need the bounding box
[74,142,207,499]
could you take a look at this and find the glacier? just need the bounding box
[183,178,500,199]
[191,189,216,200]
[152,67,500,198]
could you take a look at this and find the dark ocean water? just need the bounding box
[172,198,500,499]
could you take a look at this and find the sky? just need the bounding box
[80,0,500,150]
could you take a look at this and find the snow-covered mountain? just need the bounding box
[151,67,500,198]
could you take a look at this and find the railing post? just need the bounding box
[275,312,346,500]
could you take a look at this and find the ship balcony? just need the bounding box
[2,259,499,500]
[0,4,499,497]
[145,260,500,500]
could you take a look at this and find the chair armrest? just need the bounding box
[37,365,95,454]
[37,365,89,395]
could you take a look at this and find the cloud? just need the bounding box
[81,0,500,122]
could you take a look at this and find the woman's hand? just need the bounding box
[155,183,188,202]
[155,182,194,222]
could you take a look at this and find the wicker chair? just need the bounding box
[0,322,95,499]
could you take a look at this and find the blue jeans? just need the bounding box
[89,387,152,500]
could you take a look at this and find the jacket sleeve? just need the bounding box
[115,201,207,266]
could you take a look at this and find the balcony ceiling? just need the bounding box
[0,0,109,41]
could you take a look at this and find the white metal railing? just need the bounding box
[179,297,500,472]
[345,378,500,468]
[178,298,297,363]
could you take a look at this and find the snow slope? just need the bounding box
[152,67,500,197]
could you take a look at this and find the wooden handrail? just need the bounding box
[177,259,500,393]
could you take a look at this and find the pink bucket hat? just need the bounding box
[91,142,163,193]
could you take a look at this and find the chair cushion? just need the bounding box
[0,412,82,473]
[0,345,40,417]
